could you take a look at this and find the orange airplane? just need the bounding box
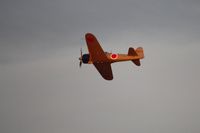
[79,33,144,80]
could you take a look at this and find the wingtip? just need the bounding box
[85,33,94,37]
[103,76,113,81]
[85,33,97,43]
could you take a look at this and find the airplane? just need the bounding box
[79,33,144,80]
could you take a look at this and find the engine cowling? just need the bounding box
[82,54,90,63]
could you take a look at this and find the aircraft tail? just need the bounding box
[128,47,144,66]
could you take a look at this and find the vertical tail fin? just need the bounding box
[128,47,144,66]
[128,47,138,56]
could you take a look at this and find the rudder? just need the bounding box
[128,47,141,66]
[136,47,144,59]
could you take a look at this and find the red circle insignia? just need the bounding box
[110,53,118,59]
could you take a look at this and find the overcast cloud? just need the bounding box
[0,0,200,133]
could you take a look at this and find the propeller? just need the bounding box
[79,48,83,68]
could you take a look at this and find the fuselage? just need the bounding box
[82,52,142,64]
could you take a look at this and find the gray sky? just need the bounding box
[1,0,200,133]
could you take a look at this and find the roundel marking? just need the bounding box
[110,53,118,59]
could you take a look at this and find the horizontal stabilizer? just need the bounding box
[131,59,140,66]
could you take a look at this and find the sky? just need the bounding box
[0,0,200,133]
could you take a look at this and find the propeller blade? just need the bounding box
[80,48,83,57]
[79,48,83,68]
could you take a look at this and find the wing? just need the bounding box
[85,33,108,62]
[93,62,113,80]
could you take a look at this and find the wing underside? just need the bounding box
[85,33,108,62]
[93,62,113,80]
[85,33,113,80]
